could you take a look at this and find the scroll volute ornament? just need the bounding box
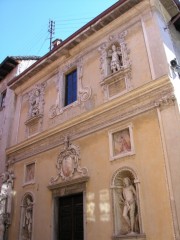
[50,136,88,183]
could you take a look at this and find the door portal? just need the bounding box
[58,193,84,240]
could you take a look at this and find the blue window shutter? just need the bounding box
[72,70,77,102]
[65,69,77,106]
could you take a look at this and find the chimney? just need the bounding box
[52,39,62,48]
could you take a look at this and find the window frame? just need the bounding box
[64,68,77,107]
[0,90,6,109]
[23,162,36,185]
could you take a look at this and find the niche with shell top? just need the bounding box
[111,168,145,238]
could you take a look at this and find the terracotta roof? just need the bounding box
[8,56,40,61]
[0,56,40,81]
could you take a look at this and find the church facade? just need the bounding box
[1,0,180,240]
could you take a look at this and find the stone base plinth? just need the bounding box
[112,234,146,240]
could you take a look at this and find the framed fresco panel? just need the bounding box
[109,125,135,160]
[24,162,35,185]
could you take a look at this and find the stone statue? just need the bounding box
[29,88,41,117]
[0,181,8,216]
[0,171,14,215]
[0,218,4,240]
[0,171,14,240]
[23,197,33,240]
[108,44,122,73]
[120,177,137,235]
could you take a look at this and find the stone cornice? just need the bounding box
[9,0,144,90]
[48,176,89,191]
[6,75,174,162]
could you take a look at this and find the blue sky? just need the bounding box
[0,0,118,63]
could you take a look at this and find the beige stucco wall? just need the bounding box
[9,109,174,240]
[11,5,166,144]
[6,1,180,240]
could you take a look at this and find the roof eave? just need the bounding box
[8,0,143,90]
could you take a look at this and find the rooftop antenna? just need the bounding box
[48,19,55,51]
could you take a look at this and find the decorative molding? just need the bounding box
[48,176,89,197]
[98,30,131,80]
[25,114,43,137]
[27,83,46,118]
[98,30,132,101]
[109,124,135,161]
[78,58,92,102]
[50,136,88,184]
[6,78,175,162]
[49,57,92,119]
[154,93,176,109]
[23,162,35,186]
[112,234,146,240]
[100,68,132,101]
[6,158,16,172]
[25,83,46,138]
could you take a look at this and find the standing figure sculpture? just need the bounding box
[0,171,14,240]
[29,88,40,117]
[23,196,33,240]
[120,177,137,235]
[0,178,7,240]
[0,218,4,240]
[108,44,122,73]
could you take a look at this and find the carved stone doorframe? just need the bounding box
[48,176,89,240]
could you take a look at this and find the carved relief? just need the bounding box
[98,30,132,101]
[25,83,46,137]
[49,57,91,119]
[98,31,131,79]
[24,163,35,184]
[111,168,143,237]
[50,136,88,183]
[25,116,43,137]
[28,83,46,118]
[154,93,176,109]
[5,158,15,171]
[20,194,34,240]
[7,87,175,163]
[108,44,123,74]
[78,59,92,102]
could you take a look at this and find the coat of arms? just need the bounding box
[50,136,88,183]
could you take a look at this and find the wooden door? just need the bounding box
[59,193,83,240]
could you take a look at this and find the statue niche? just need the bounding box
[112,169,142,237]
[0,171,15,240]
[20,194,34,240]
[108,43,123,74]
[28,84,45,119]
[25,83,46,137]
